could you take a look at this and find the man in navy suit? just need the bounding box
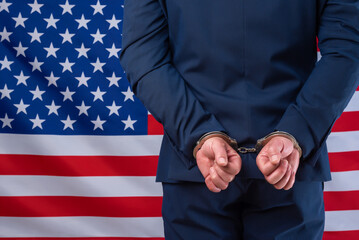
[120,0,359,239]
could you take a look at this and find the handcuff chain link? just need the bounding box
[237,146,257,154]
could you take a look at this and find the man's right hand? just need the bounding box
[196,137,242,193]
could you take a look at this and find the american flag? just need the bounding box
[0,0,357,239]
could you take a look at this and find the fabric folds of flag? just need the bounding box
[0,0,358,239]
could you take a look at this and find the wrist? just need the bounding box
[193,131,238,159]
[255,131,302,157]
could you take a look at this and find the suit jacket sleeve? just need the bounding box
[119,0,227,167]
[275,0,359,165]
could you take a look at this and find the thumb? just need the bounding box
[264,138,285,165]
[211,138,229,167]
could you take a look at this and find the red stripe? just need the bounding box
[332,112,359,132]
[323,230,359,240]
[0,154,158,176]
[0,196,162,217]
[328,151,359,172]
[324,191,359,211]
[148,114,164,135]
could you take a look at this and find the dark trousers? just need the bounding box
[162,178,324,240]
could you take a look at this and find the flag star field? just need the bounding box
[0,0,147,135]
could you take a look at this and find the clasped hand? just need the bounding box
[196,136,300,192]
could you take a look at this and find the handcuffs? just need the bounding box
[193,131,302,158]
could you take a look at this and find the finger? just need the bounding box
[277,137,294,159]
[205,175,221,193]
[265,138,285,165]
[213,164,236,183]
[256,154,278,176]
[221,161,241,176]
[211,138,229,167]
[273,164,292,189]
[282,150,299,190]
[217,148,242,176]
[196,150,214,179]
[288,149,300,175]
[265,159,289,185]
[209,167,229,190]
[283,171,296,190]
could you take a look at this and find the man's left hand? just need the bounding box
[256,136,300,190]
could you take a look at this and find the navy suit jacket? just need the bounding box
[120,0,359,183]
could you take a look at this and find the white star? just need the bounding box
[91,58,105,73]
[91,0,106,15]
[91,87,106,102]
[45,100,61,115]
[106,15,121,30]
[61,115,76,130]
[29,57,43,72]
[44,14,59,29]
[28,0,43,14]
[28,27,43,43]
[91,29,105,44]
[75,72,90,87]
[14,99,30,114]
[0,0,12,13]
[91,115,106,130]
[30,114,45,129]
[122,115,137,130]
[122,86,135,102]
[60,87,75,102]
[14,71,30,86]
[75,14,90,29]
[107,101,122,116]
[30,85,45,101]
[59,0,75,15]
[106,43,121,58]
[75,43,90,58]
[76,101,91,116]
[0,84,13,99]
[0,56,13,71]
[0,113,13,128]
[14,42,28,57]
[60,28,75,44]
[0,26,12,42]
[59,57,75,73]
[106,72,121,87]
[12,13,28,28]
[44,43,59,58]
[45,72,59,87]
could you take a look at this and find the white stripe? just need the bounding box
[317,51,322,61]
[325,210,359,231]
[0,217,164,237]
[344,91,359,112]
[324,171,359,192]
[0,176,162,197]
[0,134,162,156]
[327,131,359,153]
